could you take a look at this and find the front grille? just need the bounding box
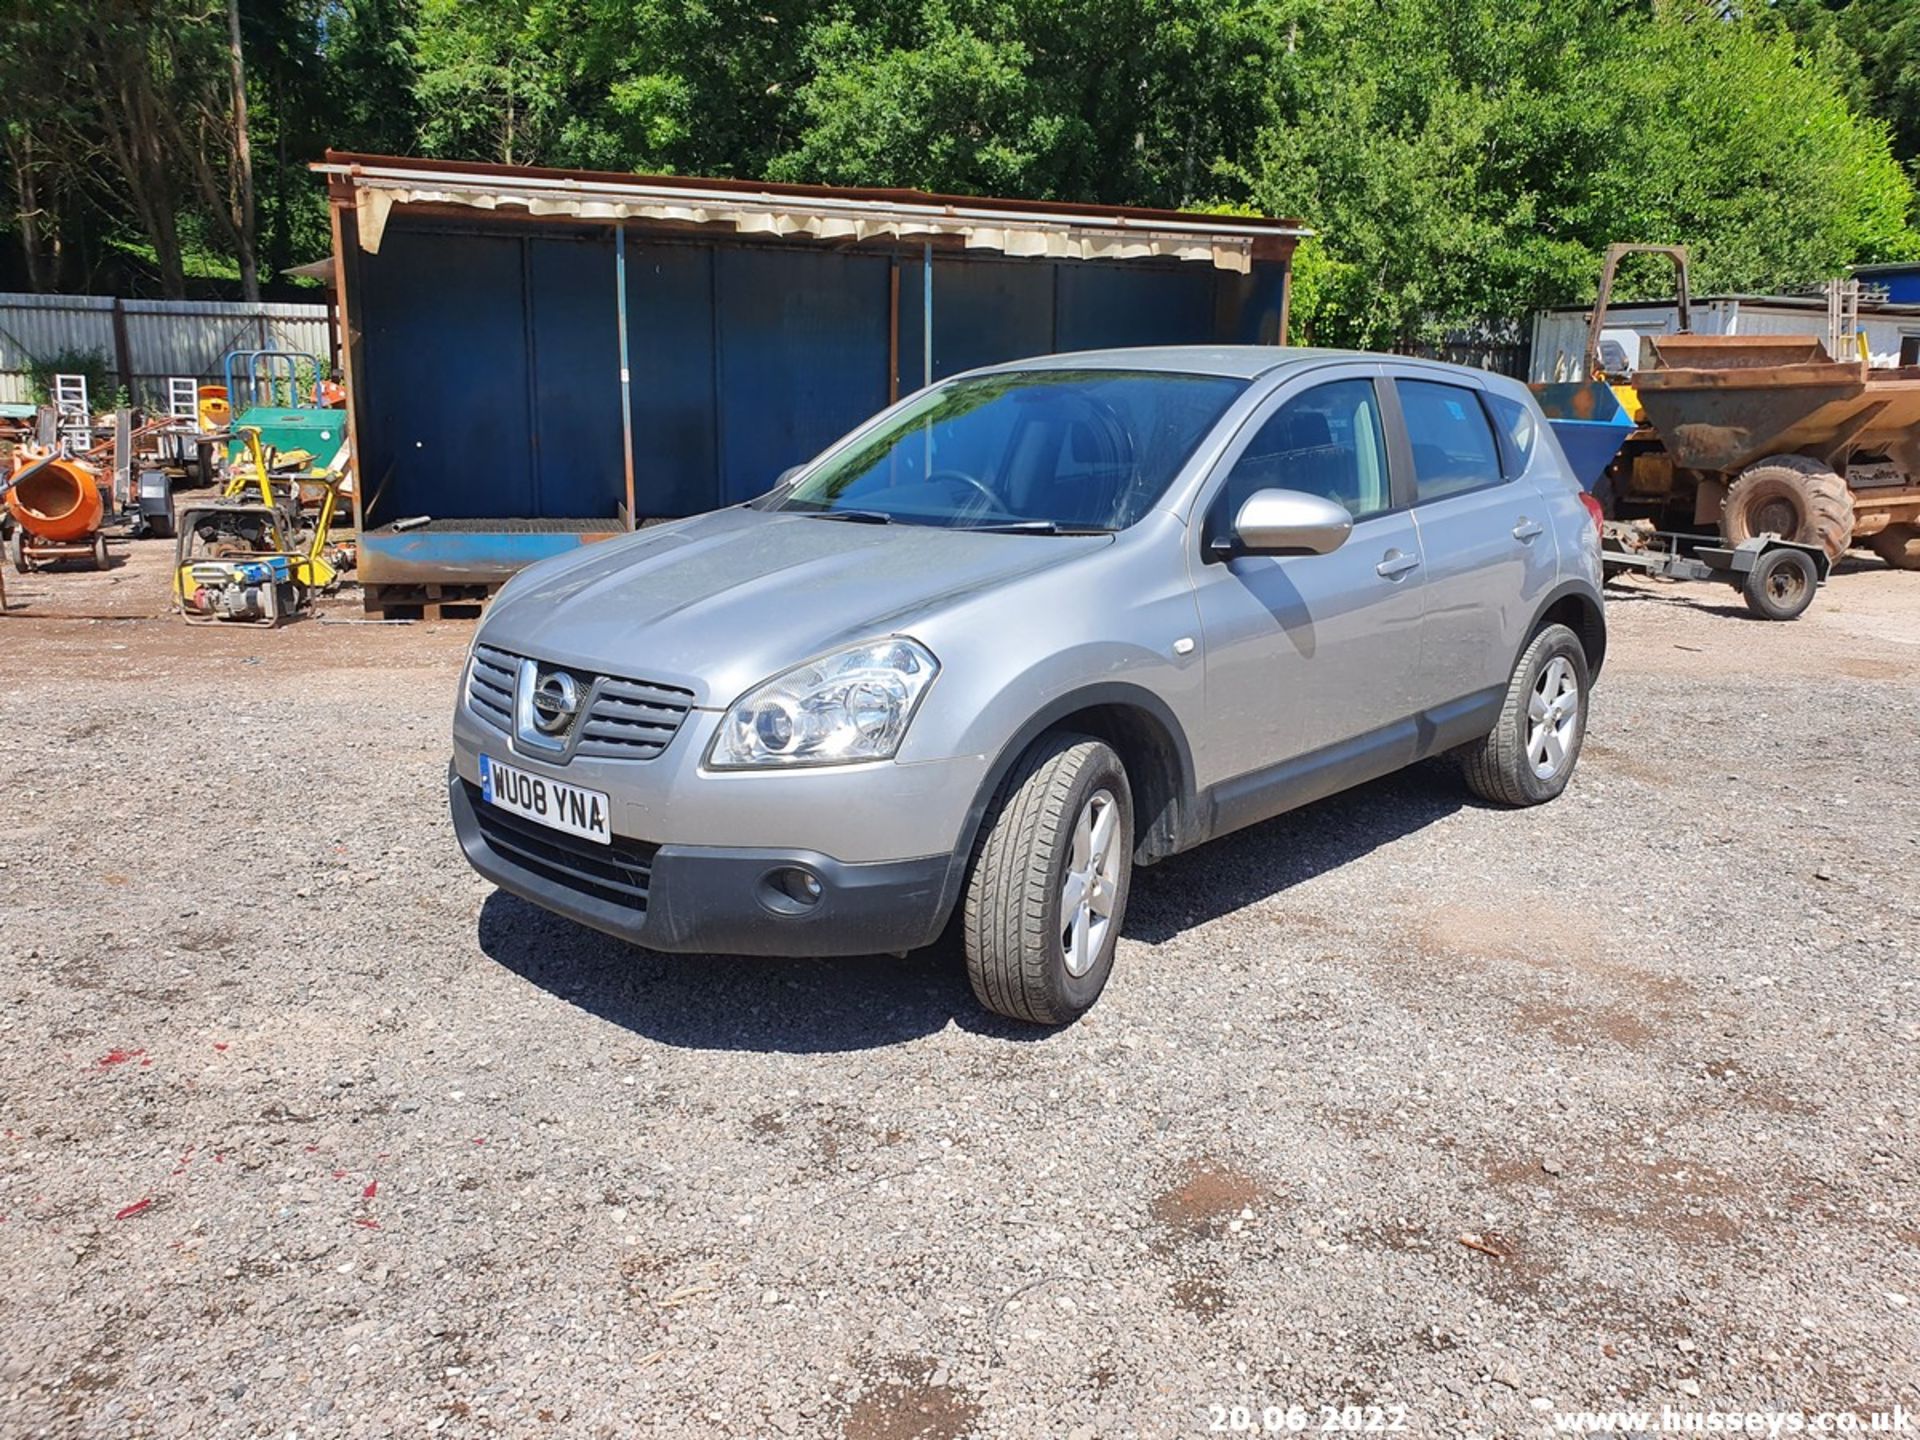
[466,645,694,761]
[467,644,517,729]
[466,782,657,912]
[575,676,695,760]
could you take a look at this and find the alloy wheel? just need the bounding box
[1527,656,1581,780]
[1060,788,1123,978]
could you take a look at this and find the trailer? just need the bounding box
[1602,526,1830,621]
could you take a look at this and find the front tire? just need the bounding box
[963,733,1133,1026]
[1460,623,1591,807]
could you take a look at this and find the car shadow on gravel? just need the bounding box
[477,889,1017,1052]
[477,762,1469,1051]
[1124,759,1469,943]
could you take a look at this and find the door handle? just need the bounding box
[1513,518,1544,542]
[1376,549,1420,579]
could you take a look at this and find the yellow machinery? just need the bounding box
[172,427,343,625]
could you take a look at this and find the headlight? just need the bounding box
[708,638,939,769]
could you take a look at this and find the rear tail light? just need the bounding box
[1578,492,1604,536]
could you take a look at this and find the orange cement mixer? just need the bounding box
[6,451,110,571]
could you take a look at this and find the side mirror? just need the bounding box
[1227,488,1353,557]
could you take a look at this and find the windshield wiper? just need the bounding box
[958,520,1114,535]
[802,508,894,525]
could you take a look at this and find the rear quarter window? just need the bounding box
[1483,391,1539,480]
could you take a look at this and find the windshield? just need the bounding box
[763,369,1247,530]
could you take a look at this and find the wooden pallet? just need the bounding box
[362,582,493,622]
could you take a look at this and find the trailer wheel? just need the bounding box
[1869,523,1920,571]
[8,529,28,574]
[1721,455,1853,561]
[92,533,110,570]
[1741,547,1818,621]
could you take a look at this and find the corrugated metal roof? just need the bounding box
[315,151,1308,275]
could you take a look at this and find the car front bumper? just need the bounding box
[449,769,958,957]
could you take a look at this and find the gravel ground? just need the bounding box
[1,542,1917,1439]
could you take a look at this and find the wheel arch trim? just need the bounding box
[929,682,1201,936]
[1522,579,1608,678]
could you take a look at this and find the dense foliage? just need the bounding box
[3,0,1915,343]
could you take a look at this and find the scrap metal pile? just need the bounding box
[0,351,355,625]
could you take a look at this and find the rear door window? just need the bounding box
[1398,379,1504,502]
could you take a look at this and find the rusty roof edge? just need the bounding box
[312,150,1312,240]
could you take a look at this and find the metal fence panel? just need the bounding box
[0,294,116,404]
[0,292,329,407]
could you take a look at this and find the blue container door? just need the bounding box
[715,247,892,503]
[895,255,1057,395]
[528,235,624,518]
[356,228,535,522]
[625,243,721,518]
[1055,263,1220,352]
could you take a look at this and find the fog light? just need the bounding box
[759,865,825,915]
[777,867,823,905]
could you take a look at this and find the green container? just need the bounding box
[228,406,348,470]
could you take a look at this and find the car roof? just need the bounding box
[964,344,1499,382]
[964,345,1333,380]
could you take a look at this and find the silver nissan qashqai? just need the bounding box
[450,347,1605,1025]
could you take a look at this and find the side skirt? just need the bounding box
[1194,687,1503,845]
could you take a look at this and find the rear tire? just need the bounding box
[1869,522,1920,571]
[1741,547,1817,621]
[963,733,1132,1026]
[1720,455,1853,561]
[1460,624,1590,807]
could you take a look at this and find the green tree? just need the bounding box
[768,0,1290,204]
[770,11,1090,195]
[1772,0,1920,169]
[411,0,566,165]
[1244,0,1918,348]
[3,0,1916,318]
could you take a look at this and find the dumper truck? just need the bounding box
[1534,244,1920,569]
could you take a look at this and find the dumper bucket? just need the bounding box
[1644,334,1835,371]
[1629,335,1920,475]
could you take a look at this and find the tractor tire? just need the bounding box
[1720,455,1853,562]
[1869,523,1920,571]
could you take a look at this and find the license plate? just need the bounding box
[479,754,611,846]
